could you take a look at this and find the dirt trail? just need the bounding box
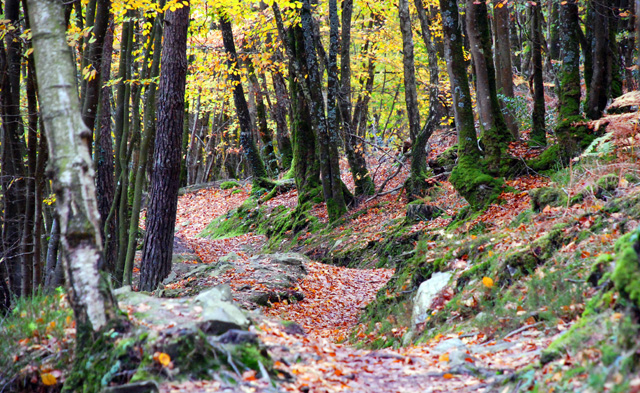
[155,187,562,393]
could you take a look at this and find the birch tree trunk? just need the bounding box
[27,0,119,343]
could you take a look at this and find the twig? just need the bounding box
[503,321,544,340]
[349,132,408,169]
[365,184,403,203]
[376,162,403,195]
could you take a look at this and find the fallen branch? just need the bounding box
[503,321,544,340]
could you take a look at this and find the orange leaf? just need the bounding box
[242,370,257,381]
[443,373,454,379]
[41,373,57,386]
[482,277,494,289]
[439,353,450,362]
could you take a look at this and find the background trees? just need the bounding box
[0,0,635,302]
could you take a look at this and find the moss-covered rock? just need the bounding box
[529,187,568,212]
[611,230,640,308]
[220,181,241,190]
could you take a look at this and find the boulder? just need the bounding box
[412,271,453,326]
[195,286,250,334]
[529,187,567,212]
[406,204,443,222]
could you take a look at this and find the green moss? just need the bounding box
[234,343,272,372]
[529,187,568,212]
[450,156,503,210]
[220,181,241,190]
[611,230,640,308]
[528,144,561,172]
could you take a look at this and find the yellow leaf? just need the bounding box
[482,277,494,288]
[155,352,171,367]
[41,373,57,386]
[438,353,450,362]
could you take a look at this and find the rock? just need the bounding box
[171,253,202,264]
[195,286,250,335]
[411,272,453,326]
[282,321,306,336]
[529,187,567,212]
[195,285,233,304]
[432,338,467,354]
[216,329,260,345]
[248,290,305,306]
[448,350,477,368]
[406,204,444,222]
[244,253,308,289]
[218,252,242,264]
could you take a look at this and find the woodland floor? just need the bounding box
[144,125,638,393]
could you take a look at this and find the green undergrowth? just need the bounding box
[351,188,640,351]
[0,288,74,392]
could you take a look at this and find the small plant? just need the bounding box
[0,288,74,390]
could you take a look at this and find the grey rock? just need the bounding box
[412,272,453,326]
[406,204,444,222]
[432,338,467,354]
[196,286,250,335]
[101,381,159,393]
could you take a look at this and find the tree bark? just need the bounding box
[466,0,511,174]
[302,0,347,220]
[440,0,502,210]
[28,0,120,342]
[139,3,190,291]
[218,14,271,188]
[338,0,374,196]
[492,0,518,138]
[530,1,546,146]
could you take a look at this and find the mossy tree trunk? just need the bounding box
[465,0,512,175]
[530,1,546,146]
[219,14,272,190]
[548,0,561,60]
[139,3,190,291]
[302,0,347,221]
[399,0,434,201]
[555,0,592,159]
[338,0,375,197]
[440,0,502,210]
[289,26,322,206]
[28,0,121,346]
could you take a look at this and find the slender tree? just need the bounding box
[139,2,190,291]
[219,13,273,190]
[440,0,502,209]
[465,0,512,174]
[530,1,546,146]
[492,0,518,138]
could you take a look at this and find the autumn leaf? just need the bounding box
[482,277,494,288]
[439,353,450,362]
[41,373,57,386]
[153,352,171,367]
[443,373,454,379]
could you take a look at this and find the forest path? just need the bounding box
[154,186,559,393]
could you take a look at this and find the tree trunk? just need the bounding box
[219,15,271,189]
[302,0,347,220]
[530,1,546,146]
[587,0,610,120]
[28,0,120,343]
[492,0,518,138]
[139,4,190,292]
[1,0,27,298]
[466,0,511,174]
[95,21,117,275]
[123,10,163,286]
[440,0,502,210]
[271,69,293,171]
[548,0,560,60]
[398,0,421,143]
[338,0,374,196]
